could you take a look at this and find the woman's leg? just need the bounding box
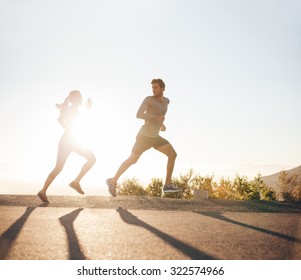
[38,137,71,199]
[72,146,96,184]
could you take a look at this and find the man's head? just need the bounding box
[151,78,165,98]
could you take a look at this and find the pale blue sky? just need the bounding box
[0,0,300,194]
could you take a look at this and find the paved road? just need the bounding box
[0,195,301,260]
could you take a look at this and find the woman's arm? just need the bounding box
[57,115,66,129]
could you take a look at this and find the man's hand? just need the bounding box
[157,115,165,122]
[160,124,166,131]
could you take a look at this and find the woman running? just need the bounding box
[37,90,96,202]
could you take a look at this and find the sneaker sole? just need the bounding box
[163,189,182,193]
[106,179,116,197]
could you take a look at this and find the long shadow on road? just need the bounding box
[117,207,215,260]
[0,207,36,259]
[59,208,86,260]
[194,211,301,244]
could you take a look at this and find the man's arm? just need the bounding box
[136,97,157,121]
[160,124,166,131]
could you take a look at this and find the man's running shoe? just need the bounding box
[163,185,182,193]
[106,178,117,197]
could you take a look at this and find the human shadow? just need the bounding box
[0,207,36,259]
[59,208,86,260]
[116,207,215,260]
[195,211,301,244]
[38,202,50,207]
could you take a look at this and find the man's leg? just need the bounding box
[110,152,141,185]
[155,143,177,186]
[107,134,150,196]
[106,152,141,197]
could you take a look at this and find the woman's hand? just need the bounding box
[86,98,92,110]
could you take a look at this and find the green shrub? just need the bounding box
[116,169,280,201]
[145,178,163,197]
[232,174,254,200]
[212,174,276,200]
[293,185,301,201]
[278,171,301,201]
[192,173,215,198]
[252,173,276,201]
[118,177,146,196]
[214,177,235,199]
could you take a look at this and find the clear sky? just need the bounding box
[0,0,300,195]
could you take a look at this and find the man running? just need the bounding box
[106,78,181,197]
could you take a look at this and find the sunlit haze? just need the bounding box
[0,0,300,195]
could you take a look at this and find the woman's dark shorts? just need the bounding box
[132,134,169,155]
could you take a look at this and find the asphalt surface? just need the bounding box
[0,195,301,260]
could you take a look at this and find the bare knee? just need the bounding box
[169,150,177,160]
[89,154,96,166]
[128,153,140,164]
[49,165,63,177]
